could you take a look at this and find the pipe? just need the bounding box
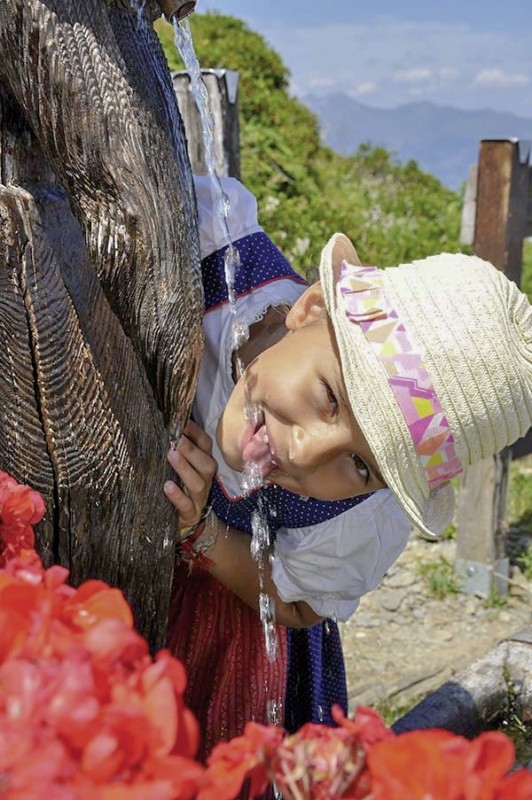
[158,0,196,22]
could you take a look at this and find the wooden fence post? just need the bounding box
[456,139,532,598]
[172,69,240,178]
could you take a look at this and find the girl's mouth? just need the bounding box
[240,410,281,478]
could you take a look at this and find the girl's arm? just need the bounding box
[200,519,324,629]
[163,421,324,629]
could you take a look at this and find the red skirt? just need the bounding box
[166,562,288,763]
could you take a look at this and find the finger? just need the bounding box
[167,448,210,498]
[183,419,213,454]
[163,479,195,516]
[176,435,217,480]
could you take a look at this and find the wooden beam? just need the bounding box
[172,69,241,179]
[474,138,529,283]
[456,140,531,597]
[393,628,532,737]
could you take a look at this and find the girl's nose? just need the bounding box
[289,423,342,470]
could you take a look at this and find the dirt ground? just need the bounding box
[340,530,532,720]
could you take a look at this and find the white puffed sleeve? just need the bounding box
[271,490,410,622]
[193,175,263,259]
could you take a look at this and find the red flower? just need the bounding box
[0,472,205,798]
[0,472,46,525]
[2,469,532,800]
[0,720,78,800]
[333,704,394,749]
[495,768,532,800]
[61,580,134,631]
[368,728,521,800]
[137,754,205,800]
[0,572,56,660]
[199,722,283,800]
[0,472,45,567]
[270,721,367,800]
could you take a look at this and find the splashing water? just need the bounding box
[259,592,278,662]
[250,508,270,562]
[252,499,279,664]
[267,698,283,727]
[172,14,281,713]
[173,18,245,364]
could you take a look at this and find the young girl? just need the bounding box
[164,176,532,761]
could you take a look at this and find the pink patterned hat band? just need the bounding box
[339,260,463,490]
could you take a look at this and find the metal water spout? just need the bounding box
[158,0,196,21]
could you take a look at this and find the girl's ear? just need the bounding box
[285,282,327,330]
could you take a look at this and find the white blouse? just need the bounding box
[192,176,410,621]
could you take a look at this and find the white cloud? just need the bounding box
[256,17,532,114]
[393,68,433,85]
[347,81,378,97]
[473,69,529,88]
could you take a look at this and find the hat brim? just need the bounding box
[319,233,455,537]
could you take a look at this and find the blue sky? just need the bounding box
[196,0,532,117]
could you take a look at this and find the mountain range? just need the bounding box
[302,94,532,190]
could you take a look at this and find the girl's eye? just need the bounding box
[322,381,338,415]
[352,453,370,485]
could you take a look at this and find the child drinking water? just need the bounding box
[164,176,532,761]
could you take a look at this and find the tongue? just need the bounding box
[241,423,274,476]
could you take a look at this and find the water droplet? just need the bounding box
[250,510,270,560]
[231,318,249,351]
[241,460,263,495]
[259,592,278,662]
[266,698,283,726]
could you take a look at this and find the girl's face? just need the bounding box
[216,283,386,501]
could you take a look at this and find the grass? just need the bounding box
[416,556,459,599]
[514,542,532,581]
[485,587,508,609]
[416,556,511,606]
[507,457,532,580]
[520,238,532,303]
[374,697,423,727]
[441,521,456,541]
[500,665,532,765]
[508,460,532,535]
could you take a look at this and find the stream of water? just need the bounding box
[172,16,281,721]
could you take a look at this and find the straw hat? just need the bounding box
[320,233,532,537]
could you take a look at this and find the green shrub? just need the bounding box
[156,13,465,275]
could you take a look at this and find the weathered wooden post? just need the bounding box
[0,0,204,649]
[456,139,532,598]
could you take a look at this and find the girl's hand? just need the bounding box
[164,420,217,529]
